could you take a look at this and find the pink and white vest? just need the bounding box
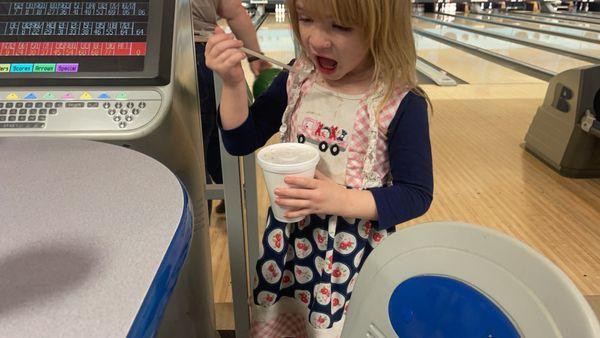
[279,57,408,189]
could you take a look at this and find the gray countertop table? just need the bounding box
[0,137,192,338]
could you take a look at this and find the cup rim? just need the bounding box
[257,142,320,173]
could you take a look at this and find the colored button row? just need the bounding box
[0,63,78,73]
[4,92,127,100]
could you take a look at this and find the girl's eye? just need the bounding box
[333,24,352,32]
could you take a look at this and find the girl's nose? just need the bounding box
[309,33,332,50]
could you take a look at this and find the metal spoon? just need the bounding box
[196,22,293,72]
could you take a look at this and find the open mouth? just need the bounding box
[316,56,337,74]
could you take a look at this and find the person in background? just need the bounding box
[193,0,271,214]
[206,0,434,335]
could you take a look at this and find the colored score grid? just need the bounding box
[0,40,147,74]
[0,42,147,56]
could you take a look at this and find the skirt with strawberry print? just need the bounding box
[251,208,393,337]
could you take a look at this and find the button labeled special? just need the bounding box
[56,63,78,72]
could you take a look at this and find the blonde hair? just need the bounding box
[286,0,424,111]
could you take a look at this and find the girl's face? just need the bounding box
[295,0,373,86]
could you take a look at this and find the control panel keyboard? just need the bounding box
[0,90,162,131]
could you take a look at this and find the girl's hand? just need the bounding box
[274,170,348,219]
[205,26,246,86]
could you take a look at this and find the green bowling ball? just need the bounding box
[252,68,282,98]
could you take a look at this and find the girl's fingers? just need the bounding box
[283,176,317,189]
[274,187,312,200]
[215,47,245,65]
[207,39,243,59]
[205,33,228,53]
[284,209,310,219]
[206,32,240,55]
[275,197,311,209]
[206,44,245,75]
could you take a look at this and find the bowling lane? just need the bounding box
[415,34,544,84]
[460,13,600,41]
[515,11,600,24]
[422,13,600,59]
[505,12,600,31]
[255,14,297,66]
[413,17,592,74]
[564,11,600,20]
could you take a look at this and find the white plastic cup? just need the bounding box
[257,143,320,223]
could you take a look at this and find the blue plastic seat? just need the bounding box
[342,221,600,338]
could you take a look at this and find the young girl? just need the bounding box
[206,0,433,336]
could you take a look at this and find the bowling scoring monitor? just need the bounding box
[0,0,216,336]
[0,0,170,84]
[0,0,175,132]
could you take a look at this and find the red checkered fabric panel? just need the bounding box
[251,313,309,338]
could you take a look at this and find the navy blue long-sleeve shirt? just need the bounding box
[219,70,433,230]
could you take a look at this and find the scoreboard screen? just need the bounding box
[0,0,174,85]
